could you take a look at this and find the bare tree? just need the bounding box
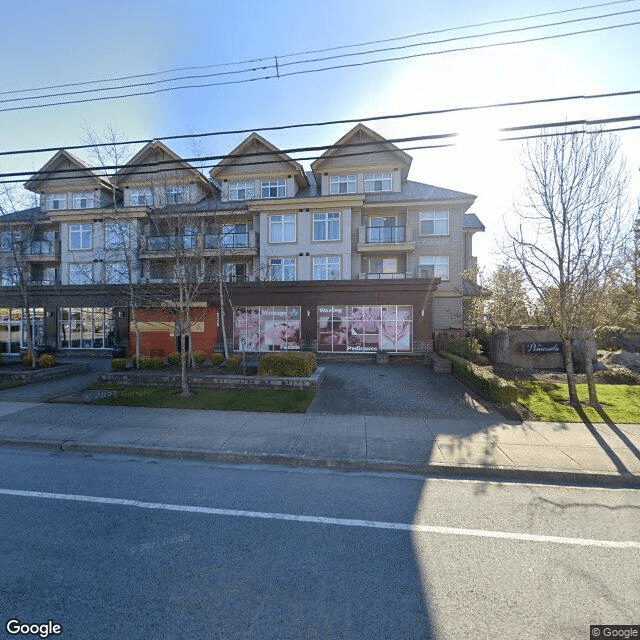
[507,128,630,407]
[0,187,42,368]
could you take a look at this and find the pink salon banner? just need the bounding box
[233,307,301,352]
[317,305,412,353]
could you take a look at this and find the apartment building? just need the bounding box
[0,124,483,357]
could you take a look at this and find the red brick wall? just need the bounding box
[127,307,218,357]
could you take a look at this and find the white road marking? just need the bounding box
[1,487,638,550]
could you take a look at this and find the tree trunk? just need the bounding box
[562,336,580,406]
[582,327,599,406]
[219,276,229,359]
[180,328,189,396]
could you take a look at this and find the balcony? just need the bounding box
[140,235,198,256]
[25,240,61,261]
[203,230,257,257]
[356,226,415,252]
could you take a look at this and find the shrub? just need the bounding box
[594,367,639,385]
[138,355,164,370]
[225,355,242,372]
[447,337,483,363]
[595,326,627,351]
[210,353,224,365]
[441,351,518,404]
[259,352,317,377]
[39,353,56,368]
[21,352,33,367]
[167,351,181,365]
[193,350,206,365]
[111,358,127,371]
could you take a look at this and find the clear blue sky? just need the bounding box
[1,0,639,272]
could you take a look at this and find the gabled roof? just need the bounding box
[311,123,413,179]
[113,140,213,192]
[24,149,114,193]
[0,207,48,225]
[463,213,485,232]
[365,179,476,204]
[210,132,309,188]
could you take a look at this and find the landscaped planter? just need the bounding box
[97,367,325,390]
[0,362,89,383]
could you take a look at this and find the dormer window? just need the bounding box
[229,181,254,201]
[261,179,286,199]
[364,172,392,192]
[130,188,152,206]
[329,175,356,194]
[73,192,94,209]
[47,194,67,210]
[167,186,185,205]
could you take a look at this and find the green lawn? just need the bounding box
[0,381,24,391]
[92,385,315,413]
[516,381,640,423]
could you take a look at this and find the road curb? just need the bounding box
[1,436,639,487]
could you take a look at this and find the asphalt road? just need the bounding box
[0,448,638,639]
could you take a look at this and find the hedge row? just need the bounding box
[258,352,317,377]
[440,351,518,404]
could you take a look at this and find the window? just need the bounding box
[369,257,398,275]
[269,214,296,243]
[261,179,286,199]
[47,194,66,210]
[105,222,129,249]
[420,211,449,236]
[313,256,340,280]
[167,186,185,204]
[130,188,152,206]
[181,226,198,250]
[69,224,92,250]
[1,231,18,251]
[367,216,403,243]
[69,263,94,285]
[419,256,449,280]
[0,269,19,286]
[329,175,356,194]
[223,263,247,282]
[221,223,248,247]
[229,181,254,200]
[268,258,296,281]
[364,172,392,192]
[105,262,129,284]
[73,192,94,209]
[313,212,340,241]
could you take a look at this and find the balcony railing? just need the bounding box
[146,236,197,251]
[365,226,406,243]
[204,232,250,249]
[365,272,407,280]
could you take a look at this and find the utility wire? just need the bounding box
[1,88,639,159]
[1,116,637,186]
[2,19,639,114]
[1,0,634,98]
[2,8,638,107]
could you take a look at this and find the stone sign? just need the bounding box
[523,342,562,354]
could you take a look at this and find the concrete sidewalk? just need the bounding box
[0,398,638,486]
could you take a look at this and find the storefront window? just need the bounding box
[233,306,301,352]
[317,305,412,353]
[0,307,45,355]
[58,307,115,349]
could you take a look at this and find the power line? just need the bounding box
[1,88,639,159]
[2,0,634,99]
[3,8,638,107]
[0,116,637,187]
[2,19,639,114]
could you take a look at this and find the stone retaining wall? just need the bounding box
[0,363,89,383]
[97,367,325,390]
